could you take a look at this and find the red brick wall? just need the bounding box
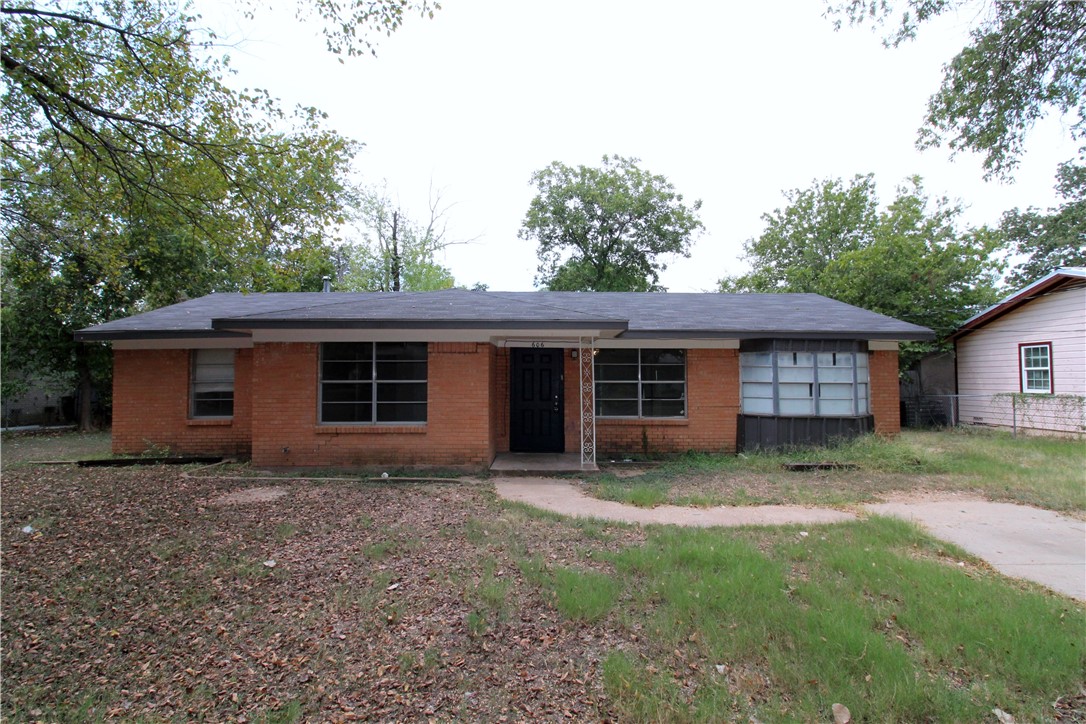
[563,354,581,452]
[112,342,899,465]
[490,346,510,454]
[592,348,741,456]
[249,341,494,467]
[870,349,901,436]
[112,348,252,456]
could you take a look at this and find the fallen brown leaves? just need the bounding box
[2,466,644,721]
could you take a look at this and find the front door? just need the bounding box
[510,348,564,453]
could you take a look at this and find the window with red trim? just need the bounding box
[1020,343,1052,394]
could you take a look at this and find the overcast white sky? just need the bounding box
[206,0,1078,292]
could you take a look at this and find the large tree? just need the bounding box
[1,0,431,429]
[1,128,354,429]
[827,0,1086,179]
[1001,161,1086,288]
[520,155,703,292]
[721,174,1005,367]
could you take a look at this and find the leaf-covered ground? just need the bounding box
[2,465,644,721]
[4,444,1083,722]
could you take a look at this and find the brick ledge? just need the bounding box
[187,419,233,427]
[316,425,427,435]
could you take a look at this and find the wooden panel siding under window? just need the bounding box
[595,348,686,418]
[191,349,235,417]
[320,342,427,424]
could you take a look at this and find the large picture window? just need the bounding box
[1020,343,1052,394]
[595,348,686,418]
[191,349,235,418]
[320,342,427,424]
[740,346,869,417]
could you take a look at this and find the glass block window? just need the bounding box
[595,348,686,418]
[191,349,235,418]
[1020,343,1052,394]
[740,349,869,417]
[320,342,427,423]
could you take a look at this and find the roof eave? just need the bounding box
[950,271,1081,340]
[74,329,249,342]
[619,330,934,341]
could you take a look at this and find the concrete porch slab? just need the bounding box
[490,452,597,474]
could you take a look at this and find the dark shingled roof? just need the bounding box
[76,289,934,341]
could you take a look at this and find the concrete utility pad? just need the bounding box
[867,499,1086,601]
[490,453,596,474]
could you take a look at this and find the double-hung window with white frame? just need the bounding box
[1019,343,1052,394]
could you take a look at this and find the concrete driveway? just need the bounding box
[495,479,1086,601]
[866,498,1086,601]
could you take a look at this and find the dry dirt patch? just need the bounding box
[2,466,645,721]
[209,486,288,505]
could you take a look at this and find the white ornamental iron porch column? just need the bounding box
[578,337,596,469]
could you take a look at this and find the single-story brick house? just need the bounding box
[76,290,932,467]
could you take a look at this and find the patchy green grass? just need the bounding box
[551,567,620,622]
[598,480,669,508]
[909,428,1086,511]
[472,556,511,615]
[274,523,298,542]
[0,430,112,466]
[598,519,1084,722]
[594,429,1086,513]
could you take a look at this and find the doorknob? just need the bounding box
[552,394,560,413]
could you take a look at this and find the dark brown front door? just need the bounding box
[510,348,564,453]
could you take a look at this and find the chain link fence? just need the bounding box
[902,392,1086,438]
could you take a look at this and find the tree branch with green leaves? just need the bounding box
[520,155,704,292]
[721,174,1006,368]
[827,0,1086,179]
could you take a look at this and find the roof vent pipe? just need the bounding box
[322,276,331,293]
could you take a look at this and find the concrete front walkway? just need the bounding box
[496,478,856,527]
[494,478,1086,601]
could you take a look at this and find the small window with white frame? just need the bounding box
[1020,343,1052,394]
[191,349,235,417]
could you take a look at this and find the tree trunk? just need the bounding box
[390,210,402,292]
[75,344,94,432]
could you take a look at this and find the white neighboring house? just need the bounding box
[951,267,1086,437]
